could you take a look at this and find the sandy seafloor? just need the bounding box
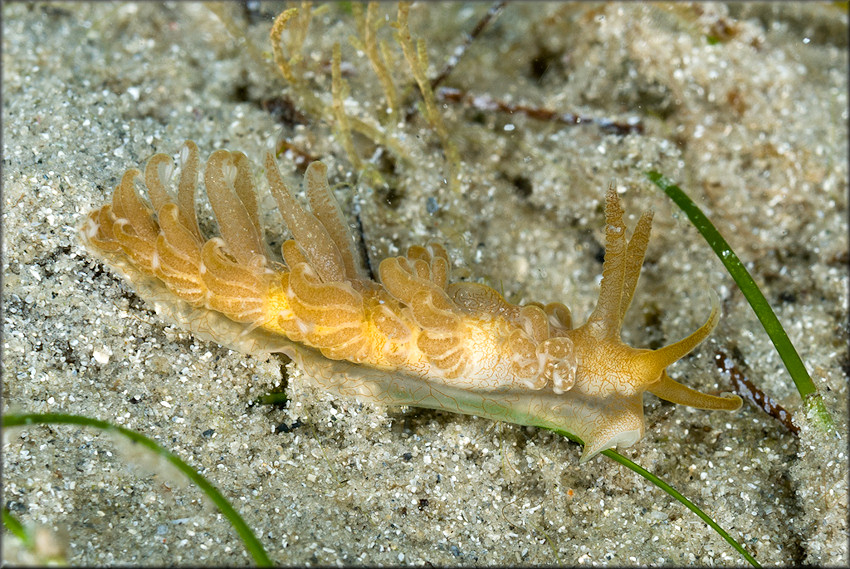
[2,2,848,566]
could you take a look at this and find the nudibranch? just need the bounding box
[80,141,742,462]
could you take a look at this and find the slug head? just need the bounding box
[564,188,741,462]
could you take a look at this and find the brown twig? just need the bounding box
[430,1,508,91]
[714,349,799,435]
[436,87,644,136]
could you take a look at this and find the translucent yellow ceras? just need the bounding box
[80,141,742,463]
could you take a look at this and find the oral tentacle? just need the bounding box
[648,370,742,411]
[636,289,721,379]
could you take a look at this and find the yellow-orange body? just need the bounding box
[80,142,741,462]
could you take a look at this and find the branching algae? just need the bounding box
[80,141,741,462]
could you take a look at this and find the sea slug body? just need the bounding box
[80,141,742,463]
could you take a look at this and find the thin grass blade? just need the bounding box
[2,413,273,567]
[645,170,834,432]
